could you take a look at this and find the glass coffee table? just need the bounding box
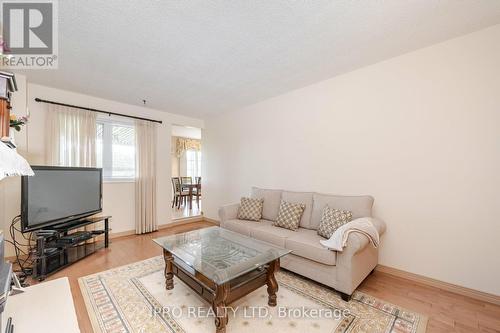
[153,226,291,333]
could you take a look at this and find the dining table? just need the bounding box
[181,183,199,209]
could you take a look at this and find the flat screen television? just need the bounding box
[21,166,102,232]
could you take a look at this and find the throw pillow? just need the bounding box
[273,200,305,231]
[317,206,353,239]
[237,197,264,221]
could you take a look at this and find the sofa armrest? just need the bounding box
[218,203,240,225]
[371,217,386,236]
[340,232,370,256]
[338,217,386,255]
[334,217,386,295]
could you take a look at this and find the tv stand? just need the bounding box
[33,216,110,281]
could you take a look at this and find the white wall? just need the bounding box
[171,125,202,139]
[171,137,180,177]
[203,24,500,295]
[1,80,203,256]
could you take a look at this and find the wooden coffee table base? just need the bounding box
[162,249,280,333]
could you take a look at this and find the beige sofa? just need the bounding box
[218,187,386,301]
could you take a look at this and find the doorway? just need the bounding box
[171,125,202,220]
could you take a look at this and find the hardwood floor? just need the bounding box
[41,221,215,333]
[38,221,499,333]
[172,199,202,220]
[358,272,500,332]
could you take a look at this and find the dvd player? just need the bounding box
[58,231,92,244]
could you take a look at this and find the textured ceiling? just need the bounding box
[15,0,500,118]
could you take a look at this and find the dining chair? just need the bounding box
[194,177,201,207]
[171,177,189,209]
[181,177,192,185]
[180,177,194,208]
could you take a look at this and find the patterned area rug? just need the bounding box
[79,256,427,333]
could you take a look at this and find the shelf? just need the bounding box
[52,215,111,232]
[45,231,107,250]
[33,216,110,280]
[36,241,106,278]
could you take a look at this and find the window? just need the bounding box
[185,150,201,178]
[96,119,135,180]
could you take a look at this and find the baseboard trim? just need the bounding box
[169,215,205,225]
[110,216,206,239]
[109,230,135,239]
[376,265,500,306]
[203,217,219,225]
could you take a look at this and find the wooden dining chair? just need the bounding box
[194,177,201,207]
[171,177,189,209]
[180,177,194,208]
[181,177,192,185]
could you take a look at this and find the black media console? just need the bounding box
[33,216,110,280]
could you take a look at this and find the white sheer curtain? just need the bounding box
[135,120,157,234]
[45,104,97,167]
[45,104,98,236]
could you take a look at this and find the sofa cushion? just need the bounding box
[251,187,282,221]
[274,200,305,231]
[250,220,297,247]
[311,193,374,230]
[317,207,353,239]
[222,219,261,236]
[285,229,337,265]
[281,191,314,229]
[237,197,263,221]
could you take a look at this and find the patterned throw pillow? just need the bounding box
[317,206,353,239]
[273,200,306,231]
[237,197,264,221]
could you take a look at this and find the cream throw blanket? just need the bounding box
[320,217,379,252]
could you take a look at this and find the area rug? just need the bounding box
[79,256,427,333]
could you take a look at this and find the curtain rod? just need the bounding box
[34,98,163,124]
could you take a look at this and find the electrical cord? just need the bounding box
[8,215,35,280]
